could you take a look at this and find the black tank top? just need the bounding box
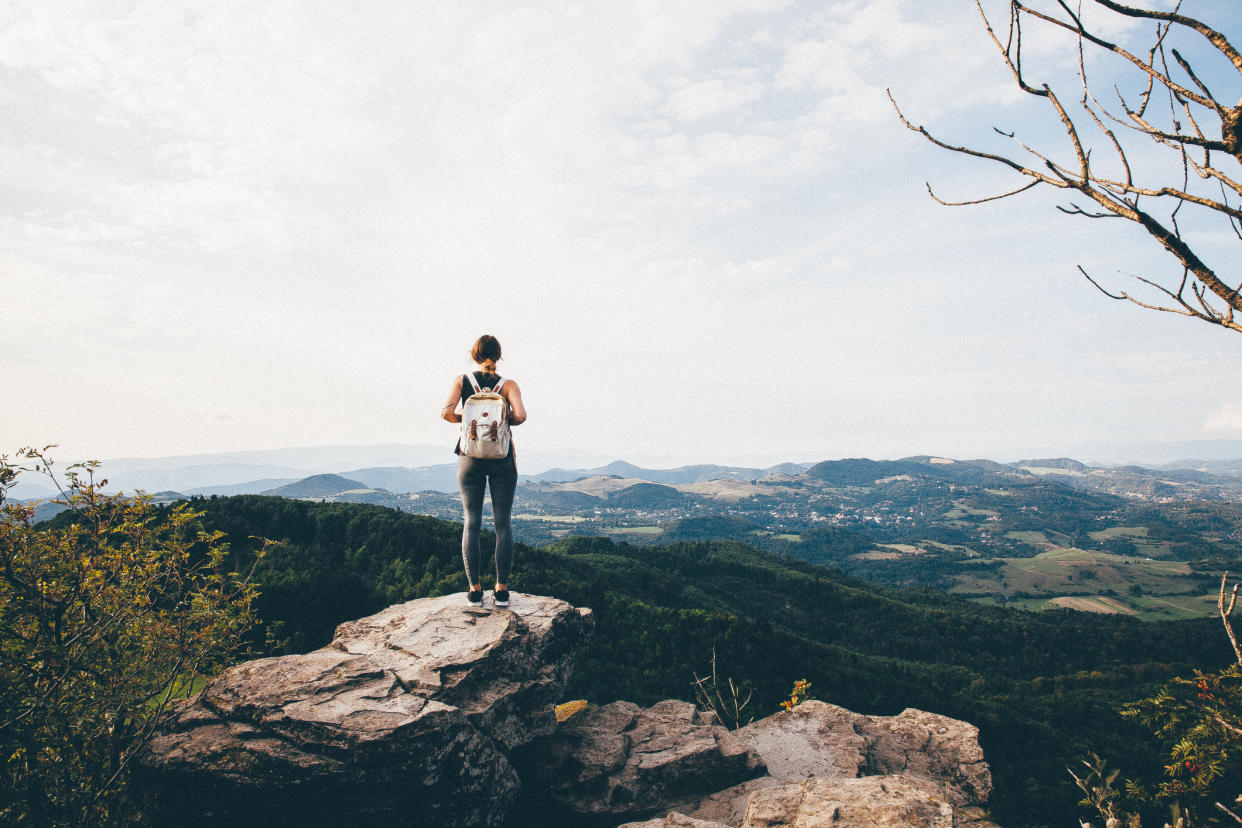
[459,371,503,407]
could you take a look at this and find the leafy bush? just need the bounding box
[0,449,262,826]
[1122,664,1241,820]
[1073,577,1242,827]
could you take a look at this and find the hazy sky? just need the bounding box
[4,0,1240,469]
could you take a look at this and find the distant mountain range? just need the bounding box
[11,435,1241,502]
[187,466,469,497]
[93,454,1240,514]
[12,446,1242,505]
[19,450,1242,624]
[526,460,812,485]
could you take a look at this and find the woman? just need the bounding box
[441,334,527,608]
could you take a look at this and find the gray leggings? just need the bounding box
[458,454,517,586]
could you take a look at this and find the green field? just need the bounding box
[748,529,803,543]
[950,547,1215,618]
[1016,547,1185,573]
[1126,592,1220,620]
[1088,526,1150,540]
[925,540,977,555]
[879,543,928,554]
[943,500,1000,520]
[601,526,663,536]
[981,591,1220,621]
[1002,529,1075,547]
[514,514,588,523]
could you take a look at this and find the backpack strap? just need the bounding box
[465,372,505,394]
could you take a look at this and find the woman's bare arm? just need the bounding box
[503,381,527,425]
[441,376,463,423]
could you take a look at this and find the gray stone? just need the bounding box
[858,707,992,807]
[135,592,593,828]
[525,698,765,818]
[731,701,990,806]
[620,813,734,828]
[733,699,868,780]
[741,775,956,827]
[675,778,784,827]
[667,700,991,827]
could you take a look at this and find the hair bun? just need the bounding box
[471,335,502,372]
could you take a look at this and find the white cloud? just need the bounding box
[1205,404,1242,434]
[664,74,767,122]
[2,0,1236,463]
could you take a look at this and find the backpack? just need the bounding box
[459,373,511,459]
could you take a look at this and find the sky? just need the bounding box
[3,0,1240,470]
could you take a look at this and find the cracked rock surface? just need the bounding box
[729,700,990,806]
[134,592,593,828]
[520,698,765,818]
[625,776,959,828]
[741,775,956,827]
[626,700,993,828]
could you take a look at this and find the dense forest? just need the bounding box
[185,495,1234,827]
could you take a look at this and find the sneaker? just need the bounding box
[493,589,510,608]
[467,590,483,607]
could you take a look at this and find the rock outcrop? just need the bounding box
[618,700,994,828]
[135,591,997,828]
[521,698,765,818]
[135,592,593,828]
[626,776,957,828]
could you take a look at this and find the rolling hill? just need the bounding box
[262,474,376,498]
[183,495,1234,828]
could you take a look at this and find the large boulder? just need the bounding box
[626,776,957,828]
[521,698,766,819]
[134,592,593,827]
[736,700,991,806]
[741,775,955,827]
[627,700,993,828]
[857,706,991,806]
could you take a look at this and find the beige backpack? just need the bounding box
[459,374,511,459]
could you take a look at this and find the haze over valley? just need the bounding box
[24,444,1242,624]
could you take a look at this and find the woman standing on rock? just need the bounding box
[441,334,527,608]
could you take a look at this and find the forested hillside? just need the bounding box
[188,495,1233,827]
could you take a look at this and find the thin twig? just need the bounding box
[1220,573,1241,665]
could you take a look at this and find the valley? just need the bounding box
[166,454,1242,622]
[21,452,1241,825]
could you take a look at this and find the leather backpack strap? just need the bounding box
[492,377,506,393]
[465,372,482,393]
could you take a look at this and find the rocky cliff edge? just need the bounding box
[135,592,996,828]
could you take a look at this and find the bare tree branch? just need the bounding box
[927,180,1042,206]
[1015,0,1216,111]
[1216,799,1242,825]
[892,0,1241,333]
[1221,572,1241,665]
[888,90,1071,189]
[1089,0,1242,75]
